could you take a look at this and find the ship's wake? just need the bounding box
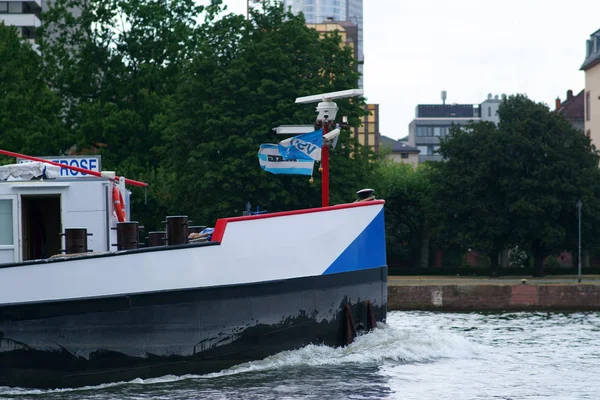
[0,318,482,396]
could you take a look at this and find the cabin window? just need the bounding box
[0,200,13,245]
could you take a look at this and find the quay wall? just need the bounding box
[388,284,600,311]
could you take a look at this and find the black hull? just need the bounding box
[0,267,387,389]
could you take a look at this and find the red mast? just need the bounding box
[296,89,362,207]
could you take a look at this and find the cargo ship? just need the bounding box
[0,90,387,389]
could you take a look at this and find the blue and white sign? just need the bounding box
[278,129,323,161]
[18,156,102,178]
[258,144,314,176]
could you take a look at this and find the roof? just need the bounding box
[416,104,478,118]
[581,51,600,70]
[380,135,420,153]
[556,89,584,120]
[580,29,600,70]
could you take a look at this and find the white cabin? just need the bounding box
[0,157,130,264]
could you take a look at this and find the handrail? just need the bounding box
[0,149,148,187]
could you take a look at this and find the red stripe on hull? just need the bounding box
[211,200,384,243]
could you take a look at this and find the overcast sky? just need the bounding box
[219,0,600,140]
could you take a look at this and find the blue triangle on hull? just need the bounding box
[323,208,387,275]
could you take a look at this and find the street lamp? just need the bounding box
[577,199,582,283]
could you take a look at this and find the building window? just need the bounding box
[401,153,409,159]
[417,146,437,156]
[0,3,7,13]
[434,126,449,137]
[586,91,591,121]
[416,126,433,137]
[587,130,591,138]
[8,2,22,13]
[418,125,452,137]
[488,107,491,117]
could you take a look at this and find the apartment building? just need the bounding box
[555,89,585,132]
[380,135,419,167]
[0,0,42,43]
[282,0,363,89]
[581,29,600,143]
[407,93,502,163]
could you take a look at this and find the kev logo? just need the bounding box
[291,138,319,157]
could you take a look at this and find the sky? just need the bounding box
[217,0,600,140]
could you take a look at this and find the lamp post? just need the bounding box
[577,199,582,283]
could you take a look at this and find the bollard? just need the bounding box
[117,222,139,250]
[148,231,166,247]
[64,228,89,254]
[166,215,188,245]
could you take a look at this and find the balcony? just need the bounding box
[0,13,41,29]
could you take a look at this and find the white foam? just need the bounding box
[219,321,481,375]
[0,320,481,394]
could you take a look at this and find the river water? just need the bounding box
[1,311,599,399]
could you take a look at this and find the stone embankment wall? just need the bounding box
[388,284,600,311]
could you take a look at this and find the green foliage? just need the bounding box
[431,94,600,276]
[497,95,600,276]
[19,0,374,229]
[39,0,205,167]
[377,161,433,267]
[159,2,370,225]
[429,121,512,274]
[0,23,67,161]
[544,255,561,269]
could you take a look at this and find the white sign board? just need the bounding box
[17,156,102,178]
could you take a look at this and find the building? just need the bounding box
[480,93,502,125]
[407,93,502,163]
[306,20,359,67]
[379,135,419,167]
[581,29,600,143]
[555,89,585,132]
[282,0,363,88]
[0,0,42,43]
[353,103,380,154]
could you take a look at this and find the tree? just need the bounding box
[431,95,600,277]
[377,161,434,268]
[38,0,216,226]
[35,0,375,229]
[498,95,600,276]
[0,23,67,160]
[429,121,513,276]
[159,2,373,226]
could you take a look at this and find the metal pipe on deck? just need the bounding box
[0,149,148,187]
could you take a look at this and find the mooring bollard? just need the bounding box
[166,215,189,245]
[117,222,139,250]
[147,231,166,247]
[62,228,91,254]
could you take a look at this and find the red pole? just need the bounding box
[321,124,329,207]
[0,149,148,187]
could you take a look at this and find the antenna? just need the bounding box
[441,90,447,105]
[295,89,363,122]
[295,89,363,104]
[292,88,363,207]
